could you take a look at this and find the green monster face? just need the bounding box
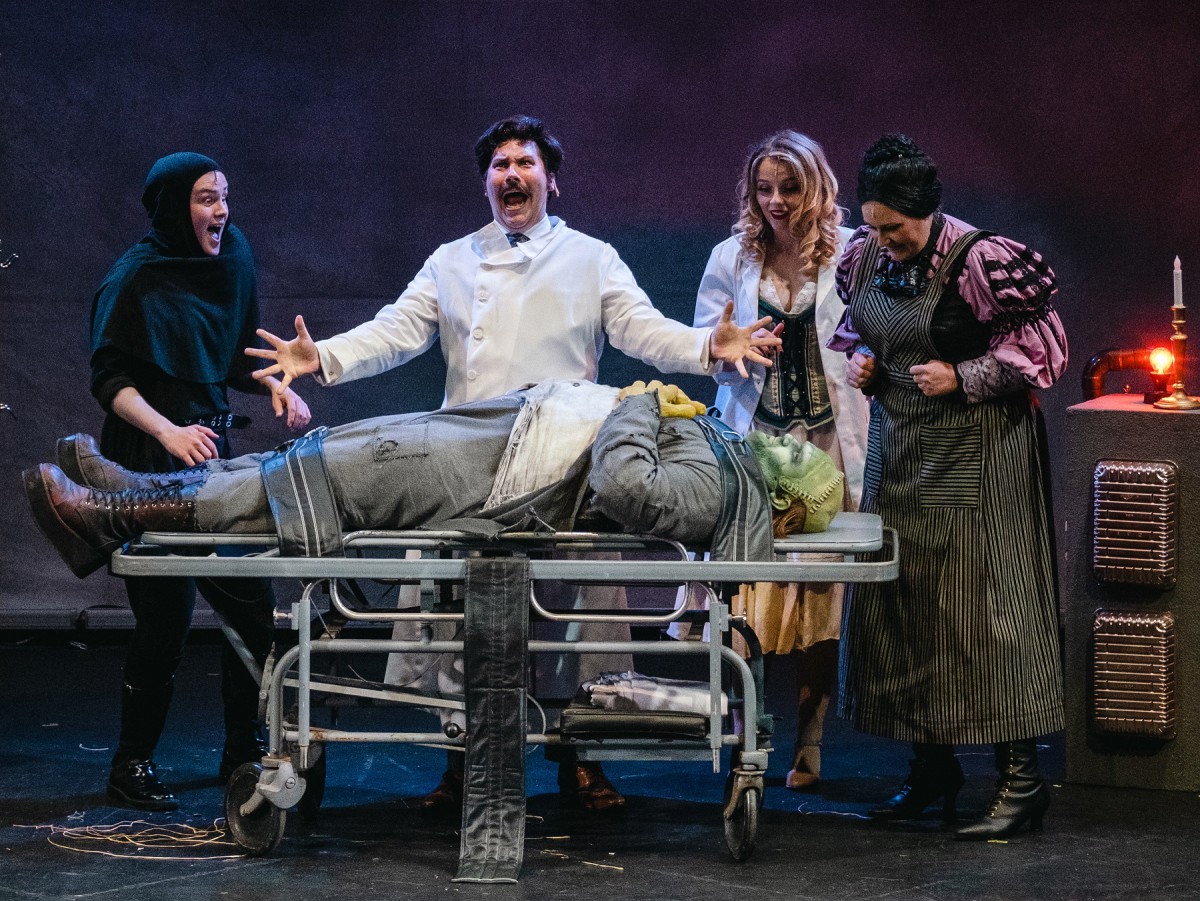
[746,431,845,532]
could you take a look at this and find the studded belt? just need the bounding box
[176,413,251,430]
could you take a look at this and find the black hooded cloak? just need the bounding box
[88,152,266,471]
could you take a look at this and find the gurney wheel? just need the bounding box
[722,775,761,862]
[225,763,286,856]
[297,747,326,818]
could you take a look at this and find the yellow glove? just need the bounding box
[618,380,707,417]
[617,379,652,401]
[656,383,707,418]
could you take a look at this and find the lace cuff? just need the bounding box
[956,354,1028,404]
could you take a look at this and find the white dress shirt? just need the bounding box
[317,216,712,407]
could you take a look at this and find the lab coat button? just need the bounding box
[472,328,484,340]
[467,369,479,381]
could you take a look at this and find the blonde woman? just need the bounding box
[693,131,869,790]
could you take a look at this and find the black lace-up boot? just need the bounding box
[22,464,200,577]
[869,742,964,821]
[955,739,1049,840]
[56,433,210,491]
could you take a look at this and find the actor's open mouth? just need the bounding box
[502,189,528,207]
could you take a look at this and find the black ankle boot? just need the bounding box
[870,742,964,821]
[956,739,1049,840]
[107,681,178,811]
[108,758,179,811]
[22,464,200,577]
[57,433,209,491]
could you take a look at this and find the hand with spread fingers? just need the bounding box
[709,301,782,378]
[247,314,320,394]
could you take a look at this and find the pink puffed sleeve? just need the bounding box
[955,236,1067,401]
[828,226,873,353]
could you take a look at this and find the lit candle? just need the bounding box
[1174,256,1183,309]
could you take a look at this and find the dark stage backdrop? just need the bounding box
[2,1,1197,624]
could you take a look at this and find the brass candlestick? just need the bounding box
[1154,302,1200,409]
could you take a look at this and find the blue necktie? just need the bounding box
[506,232,529,247]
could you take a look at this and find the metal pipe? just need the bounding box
[1082,347,1153,399]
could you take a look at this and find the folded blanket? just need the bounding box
[581,670,727,716]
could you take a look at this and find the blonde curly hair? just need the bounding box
[732,130,843,272]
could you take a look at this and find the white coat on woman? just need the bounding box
[693,227,869,508]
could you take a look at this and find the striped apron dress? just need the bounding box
[836,232,1064,744]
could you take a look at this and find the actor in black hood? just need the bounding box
[84,152,310,810]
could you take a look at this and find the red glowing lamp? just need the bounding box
[1150,347,1174,375]
[1145,346,1174,403]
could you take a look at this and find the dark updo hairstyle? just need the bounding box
[856,134,942,218]
[474,114,564,177]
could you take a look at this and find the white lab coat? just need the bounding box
[317,218,711,407]
[692,228,869,507]
[324,216,705,712]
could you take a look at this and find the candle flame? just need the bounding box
[1176,256,1182,271]
[1150,346,1174,374]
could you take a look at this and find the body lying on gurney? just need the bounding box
[25,380,845,577]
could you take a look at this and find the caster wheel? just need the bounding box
[722,773,762,862]
[224,763,286,855]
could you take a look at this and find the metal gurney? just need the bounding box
[110,511,898,868]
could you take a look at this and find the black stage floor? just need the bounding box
[1,631,1196,901]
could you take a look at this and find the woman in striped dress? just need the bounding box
[829,134,1067,840]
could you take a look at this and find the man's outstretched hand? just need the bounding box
[709,301,782,378]
[247,315,320,395]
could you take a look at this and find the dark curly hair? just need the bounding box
[474,115,564,177]
[856,134,942,218]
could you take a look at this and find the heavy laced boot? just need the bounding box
[869,742,964,821]
[23,464,200,578]
[107,681,178,811]
[57,433,209,491]
[955,739,1049,840]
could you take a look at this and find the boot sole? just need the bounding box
[22,465,109,578]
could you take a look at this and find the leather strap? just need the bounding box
[259,427,343,557]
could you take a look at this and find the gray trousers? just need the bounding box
[194,396,522,534]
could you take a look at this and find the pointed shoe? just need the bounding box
[956,781,1049,840]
